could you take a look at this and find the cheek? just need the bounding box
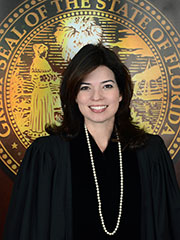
[111,90,122,103]
[76,93,88,105]
[75,94,81,104]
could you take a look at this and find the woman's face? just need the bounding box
[76,65,122,127]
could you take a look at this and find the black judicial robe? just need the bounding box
[70,129,141,239]
[3,134,180,240]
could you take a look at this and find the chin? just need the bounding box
[85,117,114,125]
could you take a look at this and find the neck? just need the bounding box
[85,121,114,152]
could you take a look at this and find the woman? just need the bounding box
[29,43,60,138]
[4,44,180,240]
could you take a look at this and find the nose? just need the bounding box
[91,88,103,101]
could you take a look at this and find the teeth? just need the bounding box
[90,106,107,110]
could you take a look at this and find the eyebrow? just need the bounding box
[80,80,116,85]
[101,80,116,84]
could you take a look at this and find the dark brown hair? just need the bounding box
[47,43,147,148]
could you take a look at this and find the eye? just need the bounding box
[79,85,90,91]
[103,84,113,89]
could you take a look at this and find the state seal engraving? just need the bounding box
[0,0,180,175]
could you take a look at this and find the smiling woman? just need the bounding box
[75,65,122,150]
[53,43,146,149]
[3,44,180,240]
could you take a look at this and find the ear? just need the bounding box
[119,95,122,102]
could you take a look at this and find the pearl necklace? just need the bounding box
[84,125,124,236]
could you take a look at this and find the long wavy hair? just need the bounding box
[46,43,147,148]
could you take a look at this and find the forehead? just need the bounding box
[82,65,115,83]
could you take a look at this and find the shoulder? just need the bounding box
[18,135,70,175]
[26,135,70,163]
[31,134,68,149]
[136,133,169,162]
[145,133,164,148]
[140,133,165,150]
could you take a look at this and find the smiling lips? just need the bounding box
[89,105,108,113]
